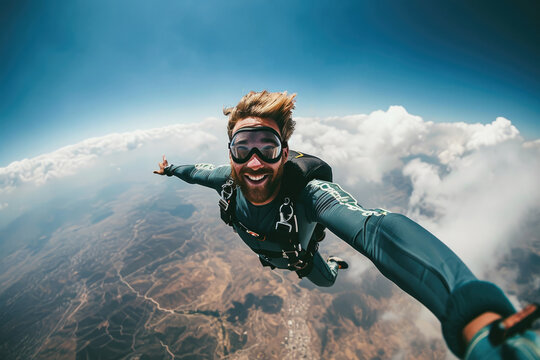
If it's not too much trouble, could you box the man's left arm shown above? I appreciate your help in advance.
[301,179,518,358]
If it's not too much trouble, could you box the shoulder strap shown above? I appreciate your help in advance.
[282,150,333,199]
[282,150,332,244]
[219,178,236,226]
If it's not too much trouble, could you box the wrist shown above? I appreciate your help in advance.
[463,312,501,344]
[163,164,174,176]
[441,280,515,358]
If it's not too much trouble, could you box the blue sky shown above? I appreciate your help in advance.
[1,0,539,166]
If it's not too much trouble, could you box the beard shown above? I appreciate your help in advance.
[231,163,285,205]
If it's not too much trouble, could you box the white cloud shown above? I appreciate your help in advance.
[293,109,522,186]
[523,138,540,151]
[424,116,520,164]
[293,109,538,275]
[293,106,430,184]
[403,141,539,273]
[0,119,222,193]
[0,202,7,210]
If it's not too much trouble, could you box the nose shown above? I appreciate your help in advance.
[246,154,264,170]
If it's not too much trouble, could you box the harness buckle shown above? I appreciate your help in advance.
[275,197,295,233]
[221,179,235,200]
[275,221,293,233]
[218,198,229,212]
[220,179,236,225]
[289,259,308,270]
[282,250,298,258]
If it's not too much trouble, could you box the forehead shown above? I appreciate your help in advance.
[232,117,281,136]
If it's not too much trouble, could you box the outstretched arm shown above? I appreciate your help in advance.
[301,179,516,358]
[153,155,231,193]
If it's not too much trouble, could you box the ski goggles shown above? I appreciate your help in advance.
[229,126,285,164]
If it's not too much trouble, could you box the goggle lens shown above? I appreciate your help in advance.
[229,127,283,163]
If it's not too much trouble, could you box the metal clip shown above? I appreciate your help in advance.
[275,197,294,232]
[282,250,298,259]
[275,221,292,233]
[289,259,308,270]
[221,179,234,200]
[219,198,229,211]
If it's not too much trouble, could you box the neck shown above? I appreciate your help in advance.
[248,182,282,206]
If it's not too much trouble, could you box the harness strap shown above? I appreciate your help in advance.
[219,178,323,278]
[237,221,266,240]
[258,255,276,270]
[253,248,304,259]
[219,179,236,226]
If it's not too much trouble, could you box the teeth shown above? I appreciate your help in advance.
[247,174,265,181]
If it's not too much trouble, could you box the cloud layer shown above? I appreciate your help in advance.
[0,121,220,193]
[293,108,539,273]
[2,106,539,275]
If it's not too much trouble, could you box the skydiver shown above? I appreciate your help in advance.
[154,91,539,359]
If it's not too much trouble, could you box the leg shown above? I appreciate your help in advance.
[305,251,339,287]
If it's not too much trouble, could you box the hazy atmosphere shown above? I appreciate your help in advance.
[1,1,539,359]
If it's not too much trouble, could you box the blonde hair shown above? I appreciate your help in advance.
[224,90,297,142]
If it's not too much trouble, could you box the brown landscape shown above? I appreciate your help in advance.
[0,182,537,359]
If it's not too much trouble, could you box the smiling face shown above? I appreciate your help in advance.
[229,117,289,205]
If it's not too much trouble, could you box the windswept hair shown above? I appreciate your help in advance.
[224,90,297,142]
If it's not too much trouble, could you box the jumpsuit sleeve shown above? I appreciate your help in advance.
[301,179,515,358]
[164,163,231,193]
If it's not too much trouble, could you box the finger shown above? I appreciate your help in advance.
[163,155,167,162]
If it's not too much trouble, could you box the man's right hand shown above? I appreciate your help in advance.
[465,328,539,359]
[153,155,169,175]
[465,305,540,359]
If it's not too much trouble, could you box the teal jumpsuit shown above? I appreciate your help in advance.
[164,161,524,358]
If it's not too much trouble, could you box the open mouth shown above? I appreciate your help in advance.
[244,174,269,185]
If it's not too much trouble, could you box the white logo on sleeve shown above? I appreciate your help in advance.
[311,180,389,216]
[195,163,216,170]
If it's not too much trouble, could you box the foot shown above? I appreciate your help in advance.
[328,256,349,269]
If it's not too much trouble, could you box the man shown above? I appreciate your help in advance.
[154,91,539,359]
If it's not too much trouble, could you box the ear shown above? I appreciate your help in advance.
[282,145,289,161]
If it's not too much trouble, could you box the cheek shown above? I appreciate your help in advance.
[272,162,285,175]
[229,159,239,173]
